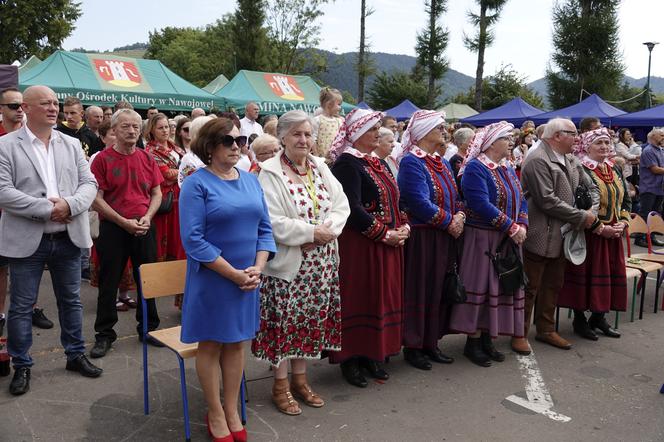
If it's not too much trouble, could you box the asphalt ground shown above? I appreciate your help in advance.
[1,248,664,441]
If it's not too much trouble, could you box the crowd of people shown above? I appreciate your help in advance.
[0,84,657,441]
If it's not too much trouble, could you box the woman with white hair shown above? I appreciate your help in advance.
[449,127,475,184]
[449,121,528,367]
[397,110,464,370]
[329,108,410,388]
[252,110,350,416]
[374,127,399,178]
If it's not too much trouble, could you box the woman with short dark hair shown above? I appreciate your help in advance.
[180,117,276,440]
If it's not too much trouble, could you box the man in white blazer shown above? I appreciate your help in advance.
[0,86,102,396]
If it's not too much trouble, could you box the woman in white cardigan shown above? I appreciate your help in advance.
[252,110,350,416]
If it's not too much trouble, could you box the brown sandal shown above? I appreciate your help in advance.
[272,378,302,416]
[290,373,324,408]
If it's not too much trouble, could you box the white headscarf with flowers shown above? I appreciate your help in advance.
[458,120,514,175]
[573,127,613,169]
[398,109,446,162]
[328,108,384,162]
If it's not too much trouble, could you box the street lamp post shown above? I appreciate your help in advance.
[643,42,659,109]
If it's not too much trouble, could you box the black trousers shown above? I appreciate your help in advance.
[94,220,159,342]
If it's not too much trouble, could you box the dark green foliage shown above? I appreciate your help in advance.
[452,65,544,109]
[367,71,429,110]
[414,0,449,108]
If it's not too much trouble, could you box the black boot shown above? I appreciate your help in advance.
[588,313,621,338]
[340,358,368,388]
[403,348,432,370]
[463,337,491,367]
[480,332,505,362]
[572,310,598,341]
[359,357,389,380]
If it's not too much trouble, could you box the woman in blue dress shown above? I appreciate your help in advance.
[179,117,276,442]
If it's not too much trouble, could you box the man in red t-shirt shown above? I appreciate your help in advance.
[89,108,164,358]
[0,88,55,334]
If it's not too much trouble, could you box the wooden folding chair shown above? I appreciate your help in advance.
[627,213,664,314]
[624,214,663,320]
[138,260,247,442]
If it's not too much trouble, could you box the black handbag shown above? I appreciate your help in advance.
[442,242,467,304]
[485,235,526,295]
[574,183,592,211]
[157,189,173,214]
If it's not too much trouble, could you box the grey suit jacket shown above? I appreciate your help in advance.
[0,127,98,258]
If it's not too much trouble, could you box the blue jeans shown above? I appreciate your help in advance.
[7,235,85,368]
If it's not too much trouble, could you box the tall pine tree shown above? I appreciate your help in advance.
[414,0,448,109]
[356,0,375,102]
[463,0,508,111]
[232,0,269,71]
[546,0,624,108]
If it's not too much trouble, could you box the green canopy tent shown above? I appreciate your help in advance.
[437,103,478,122]
[216,70,355,116]
[19,50,224,111]
[203,73,229,95]
[17,55,42,74]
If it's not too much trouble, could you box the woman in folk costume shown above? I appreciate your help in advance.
[449,121,528,367]
[396,110,463,370]
[329,108,410,388]
[558,127,629,340]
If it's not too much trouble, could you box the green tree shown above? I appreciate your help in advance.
[0,0,82,63]
[414,0,448,108]
[367,71,429,110]
[265,0,330,73]
[546,0,623,108]
[232,0,269,71]
[356,0,376,102]
[463,0,508,111]
[452,65,543,109]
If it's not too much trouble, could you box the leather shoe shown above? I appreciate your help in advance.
[589,315,621,338]
[90,339,112,358]
[340,359,368,388]
[9,367,30,395]
[535,332,572,349]
[423,347,454,364]
[66,354,103,378]
[139,334,166,347]
[480,332,505,362]
[32,308,54,329]
[463,337,491,367]
[359,358,389,380]
[403,348,432,370]
[511,337,531,355]
[573,318,599,341]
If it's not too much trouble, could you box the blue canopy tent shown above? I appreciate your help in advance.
[612,103,664,127]
[383,99,420,121]
[356,101,372,110]
[460,97,544,127]
[532,94,626,126]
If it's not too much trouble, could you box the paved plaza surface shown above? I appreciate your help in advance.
[1,262,664,442]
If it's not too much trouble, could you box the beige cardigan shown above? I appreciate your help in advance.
[258,150,350,281]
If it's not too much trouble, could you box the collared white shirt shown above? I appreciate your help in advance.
[24,125,65,233]
[552,149,566,166]
[524,139,541,158]
[443,143,458,160]
[240,117,264,138]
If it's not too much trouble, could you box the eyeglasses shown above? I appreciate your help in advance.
[181,127,190,133]
[221,135,247,148]
[0,103,21,110]
[559,130,578,136]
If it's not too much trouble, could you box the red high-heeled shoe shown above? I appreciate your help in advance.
[205,414,234,442]
[231,428,247,442]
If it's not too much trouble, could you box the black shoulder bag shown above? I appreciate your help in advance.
[485,235,526,295]
[442,241,467,304]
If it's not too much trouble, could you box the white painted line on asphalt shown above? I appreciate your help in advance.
[505,351,572,422]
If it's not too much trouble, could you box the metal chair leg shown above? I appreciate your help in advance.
[614,311,619,329]
[631,276,639,322]
[177,356,191,442]
[240,372,247,425]
[640,275,647,320]
[555,307,560,332]
[655,270,661,314]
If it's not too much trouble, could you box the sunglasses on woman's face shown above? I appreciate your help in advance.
[221,135,248,148]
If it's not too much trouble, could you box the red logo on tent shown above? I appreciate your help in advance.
[93,59,142,88]
[264,74,304,101]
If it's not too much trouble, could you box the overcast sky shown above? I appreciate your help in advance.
[62,0,662,82]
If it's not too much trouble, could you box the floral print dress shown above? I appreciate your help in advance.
[252,163,342,366]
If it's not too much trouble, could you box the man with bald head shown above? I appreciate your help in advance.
[239,102,263,138]
[0,86,102,395]
[190,107,206,120]
[85,106,104,136]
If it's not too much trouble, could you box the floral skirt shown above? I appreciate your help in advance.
[251,242,341,366]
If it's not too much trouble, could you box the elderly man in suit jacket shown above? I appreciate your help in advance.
[0,85,102,396]
[516,118,597,355]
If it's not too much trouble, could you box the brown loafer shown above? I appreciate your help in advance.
[511,337,532,355]
[535,332,572,350]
